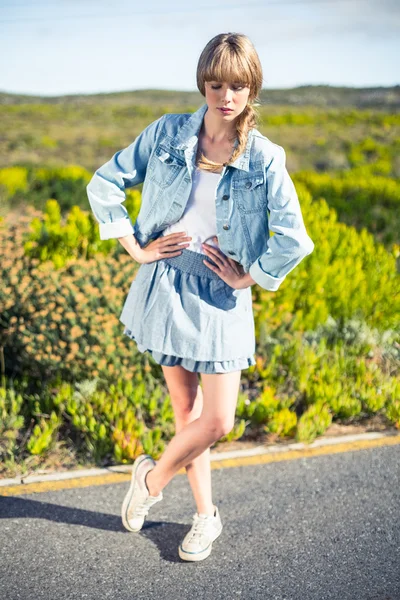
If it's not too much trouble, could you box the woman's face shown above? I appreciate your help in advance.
[204,80,251,122]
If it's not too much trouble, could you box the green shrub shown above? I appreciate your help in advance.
[22,192,142,266]
[0,386,25,463]
[252,185,399,335]
[0,165,93,214]
[293,170,400,245]
[26,411,62,455]
[296,402,332,443]
[0,166,29,196]
[1,207,152,382]
[265,408,297,437]
[385,400,400,429]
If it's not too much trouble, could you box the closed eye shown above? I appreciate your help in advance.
[211,85,244,91]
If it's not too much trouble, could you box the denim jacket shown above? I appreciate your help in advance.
[86,102,314,291]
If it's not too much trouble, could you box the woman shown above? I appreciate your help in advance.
[86,32,314,562]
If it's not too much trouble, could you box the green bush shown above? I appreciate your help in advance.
[0,386,25,464]
[0,375,176,470]
[296,401,332,443]
[0,206,157,383]
[293,170,400,246]
[252,185,399,336]
[0,165,92,214]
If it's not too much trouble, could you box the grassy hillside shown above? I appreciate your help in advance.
[1,84,399,107]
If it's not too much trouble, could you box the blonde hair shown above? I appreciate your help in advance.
[196,33,263,172]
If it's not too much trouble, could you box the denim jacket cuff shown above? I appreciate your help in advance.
[99,217,135,240]
[249,259,286,291]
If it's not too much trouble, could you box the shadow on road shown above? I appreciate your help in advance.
[0,495,192,563]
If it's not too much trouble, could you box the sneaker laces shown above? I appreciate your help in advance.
[129,494,161,519]
[188,513,215,541]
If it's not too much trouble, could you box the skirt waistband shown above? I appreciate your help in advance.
[160,248,221,279]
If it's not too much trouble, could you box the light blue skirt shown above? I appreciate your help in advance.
[119,248,256,374]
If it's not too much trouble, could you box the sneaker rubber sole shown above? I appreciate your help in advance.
[178,523,223,562]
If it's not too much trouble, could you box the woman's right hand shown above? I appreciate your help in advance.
[134,231,192,264]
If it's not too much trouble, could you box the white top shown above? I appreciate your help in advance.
[161,167,221,254]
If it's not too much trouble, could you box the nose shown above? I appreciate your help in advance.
[221,87,234,103]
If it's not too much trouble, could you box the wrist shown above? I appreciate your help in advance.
[132,248,144,263]
[238,272,256,289]
[118,233,144,262]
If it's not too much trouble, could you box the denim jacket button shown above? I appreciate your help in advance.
[245,181,252,188]
[165,157,173,164]
[228,251,235,255]
[222,194,229,200]
[223,224,230,230]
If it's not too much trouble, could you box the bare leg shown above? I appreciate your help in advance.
[154,365,214,515]
[145,368,242,500]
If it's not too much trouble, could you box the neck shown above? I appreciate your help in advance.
[202,108,237,143]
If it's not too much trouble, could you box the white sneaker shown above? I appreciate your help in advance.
[179,505,223,562]
[121,454,163,532]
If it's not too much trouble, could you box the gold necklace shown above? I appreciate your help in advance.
[196,138,236,166]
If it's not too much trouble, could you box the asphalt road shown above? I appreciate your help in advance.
[1,444,399,600]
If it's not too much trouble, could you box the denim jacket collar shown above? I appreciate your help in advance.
[168,102,253,172]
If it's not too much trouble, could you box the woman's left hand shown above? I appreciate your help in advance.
[202,237,249,290]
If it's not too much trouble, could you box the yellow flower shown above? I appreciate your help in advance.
[71,326,83,338]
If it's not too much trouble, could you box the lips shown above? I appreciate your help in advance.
[219,107,233,113]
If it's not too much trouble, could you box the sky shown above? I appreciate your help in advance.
[0,0,398,97]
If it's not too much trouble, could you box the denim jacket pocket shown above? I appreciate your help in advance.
[148,145,187,187]
[232,170,266,214]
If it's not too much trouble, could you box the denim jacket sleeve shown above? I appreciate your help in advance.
[86,114,166,240]
[248,146,314,291]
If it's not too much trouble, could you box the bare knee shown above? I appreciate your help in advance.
[199,416,235,441]
[199,370,241,440]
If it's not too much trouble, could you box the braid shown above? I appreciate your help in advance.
[229,103,258,165]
